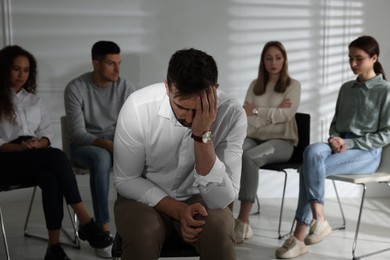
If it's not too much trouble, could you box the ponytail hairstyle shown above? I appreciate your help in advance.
[253,41,291,95]
[349,35,386,80]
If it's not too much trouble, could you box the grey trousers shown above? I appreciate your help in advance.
[238,137,294,203]
[114,195,237,260]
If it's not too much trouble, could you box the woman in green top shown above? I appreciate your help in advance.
[276,35,390,259]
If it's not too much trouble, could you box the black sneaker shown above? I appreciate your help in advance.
[78,218,113,249]
[44,244,71,260]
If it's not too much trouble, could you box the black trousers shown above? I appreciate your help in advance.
[0,147,82,229]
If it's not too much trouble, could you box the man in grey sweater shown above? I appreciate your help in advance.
[64,40,135,258]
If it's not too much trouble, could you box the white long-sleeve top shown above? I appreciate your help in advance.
[113,83,247,209]
[0,88,53,146]
[245,78,301,145]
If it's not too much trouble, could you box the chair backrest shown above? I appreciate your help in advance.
[376,143,390,173]
[289,113,311,164]
[60,116,89,174]
[60,116,71,160]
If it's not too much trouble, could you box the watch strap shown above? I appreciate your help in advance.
[191,133,203,143]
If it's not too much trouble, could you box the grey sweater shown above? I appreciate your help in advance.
[64,72,135,144]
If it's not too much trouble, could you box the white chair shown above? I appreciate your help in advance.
[0,206,10,260]
[0,121,83,259]
[20,116,83,248]
[0,183,39,260]
[23,187,80,248]
[61,116,89,175]
[61,115,113,237]
[60,115,92,243]
[328,144,390,260]
[1,188,79,260]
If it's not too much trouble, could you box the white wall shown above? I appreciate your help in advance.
[1,0,390,198]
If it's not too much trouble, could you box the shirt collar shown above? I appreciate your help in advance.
[353,74,383,89]
[158,94,185,127]
[12,88,28,99]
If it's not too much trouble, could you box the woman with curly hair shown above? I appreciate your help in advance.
[0,45,113,260]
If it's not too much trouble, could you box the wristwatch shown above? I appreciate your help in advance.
[191,131,212,144]
[252,107,258,116]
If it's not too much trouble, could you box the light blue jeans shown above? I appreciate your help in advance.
[296,142,382,225]
[70,136,113,226]
[239,137,294,203]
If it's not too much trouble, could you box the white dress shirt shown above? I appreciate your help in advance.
[0,89,53,147]
[113,83,247,209]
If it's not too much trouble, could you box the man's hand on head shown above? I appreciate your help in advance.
[191,86,218,136]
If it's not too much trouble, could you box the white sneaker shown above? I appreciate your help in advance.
[275,236,308,259]
[234,219,253,244]
[95,244,112,259]
[304,219,332,245]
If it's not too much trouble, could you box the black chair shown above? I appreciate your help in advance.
[111,232,199,259]
[254,112,311,239]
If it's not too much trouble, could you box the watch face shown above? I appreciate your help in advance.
[202,131,212,143]
[252,108,258,115]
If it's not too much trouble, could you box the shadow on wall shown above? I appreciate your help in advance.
[226,0,364,143]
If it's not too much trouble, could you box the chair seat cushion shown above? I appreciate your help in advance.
[327,172,390,184]
[0,183,37,192]
[261,163,301,171]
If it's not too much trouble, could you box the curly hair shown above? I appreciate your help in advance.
[0,45,37,122]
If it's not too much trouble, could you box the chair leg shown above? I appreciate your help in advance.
[332,180,346,231]
[62,205,80,248]
[0,206,11,260]
[23,186,37,236]
[351,183,390,260]
[351,183,366,260]
[278,170,290,239]
[289,219,296,236]
[252,195,260,215]
[255,169,291,239]
[23,186,80,248]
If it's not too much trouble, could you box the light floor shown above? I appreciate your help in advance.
[1,188,390,260]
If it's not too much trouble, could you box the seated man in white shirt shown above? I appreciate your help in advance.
[113,48,247,260]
